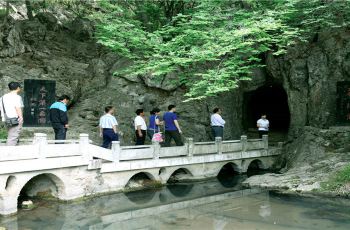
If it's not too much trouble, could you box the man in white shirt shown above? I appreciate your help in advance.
[257,114,269,138]
[0,82,24,146]
[99,106,119,149]
[211,107,226,140]
[134,109,147,145]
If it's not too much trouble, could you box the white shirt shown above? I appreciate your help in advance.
[211,113,226,127]
[99,114,118,129]
[134,115,147,130]
[0,92,24,122]
[257,119,269,131]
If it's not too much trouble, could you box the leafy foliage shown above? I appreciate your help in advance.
[0,125,7,139]
[321,164,350,191]
[22,0,350,100]
[90,0,350,100]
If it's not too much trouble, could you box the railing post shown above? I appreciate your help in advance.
[79,133,90,159]
[262,135,268,150]
[187,138,194,157]
[241,135,247,152]
[152,141,160,159]
[215,137,222,154]
[111,141,121,162]
[33,133,47,159]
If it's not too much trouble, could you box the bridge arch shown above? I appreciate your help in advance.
[166,168,193,183]
[125,172,157,189]
[17,173,66,204]
[216,162,240,177]
[246,159,266,176]
[242,159,267,171]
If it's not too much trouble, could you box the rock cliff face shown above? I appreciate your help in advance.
[242,29,350,194]
[0,12,349,146]
[244,126,350,195]
[0,13,243,144]
[265,29,350,138]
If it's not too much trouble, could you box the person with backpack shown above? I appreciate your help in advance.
[0,82,24,146]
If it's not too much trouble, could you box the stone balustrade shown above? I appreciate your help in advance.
[109,135,270,163]
[0,133,282,216]
[0,134,270,163]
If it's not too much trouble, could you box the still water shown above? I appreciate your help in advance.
[1,175,350,230]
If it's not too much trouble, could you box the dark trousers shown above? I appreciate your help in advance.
[164,130,183,147]
[258,130,269,138]
[53,125,67,140]
[102,129,119,149]
[212,126,224,140]
[135,130,146,145]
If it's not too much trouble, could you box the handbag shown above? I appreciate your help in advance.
[152,115,163,143]
[1,97,19,127]
[152,132,163,142]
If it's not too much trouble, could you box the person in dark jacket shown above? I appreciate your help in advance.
[49,95,70,140]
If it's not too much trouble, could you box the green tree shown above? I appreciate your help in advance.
[27,0,350,100]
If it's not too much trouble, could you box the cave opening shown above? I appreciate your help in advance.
[243,84,290,143]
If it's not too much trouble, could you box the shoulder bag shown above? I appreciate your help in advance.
[1,97,19,127]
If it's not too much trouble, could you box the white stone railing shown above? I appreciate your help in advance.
[0,133,90,162]
[110,135,269,163]
[0,133,271,164]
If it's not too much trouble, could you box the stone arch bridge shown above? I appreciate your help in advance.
[0,133,282,216]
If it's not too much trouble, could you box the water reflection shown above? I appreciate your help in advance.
[217,173,244,188]
[124,189,157,205]
[167,183,194,197]
[1,177,350,230]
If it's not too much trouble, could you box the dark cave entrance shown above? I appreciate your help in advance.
[243,84,290,143]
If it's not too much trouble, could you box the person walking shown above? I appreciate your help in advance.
[134,109,147,145]
[211,107,225,140]
[99,106,119,149]
[49,95,70,141]
[0,82,24,146]
[163,105,183,147]
[257,114,269,138]
[147,108,162,140]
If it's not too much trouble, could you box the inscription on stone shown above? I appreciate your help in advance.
[23,80,56,127]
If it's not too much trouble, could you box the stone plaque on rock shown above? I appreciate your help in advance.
[23,79,56,127]
[337,81,350,125]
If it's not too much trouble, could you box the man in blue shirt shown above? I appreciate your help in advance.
[49,95,70,140]
[163,105,183,147]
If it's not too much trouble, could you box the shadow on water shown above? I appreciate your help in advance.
[167,183,194,197]
[124,189,157,205]
[217,162,246,188]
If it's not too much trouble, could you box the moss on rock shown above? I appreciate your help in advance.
[321,164,350,195]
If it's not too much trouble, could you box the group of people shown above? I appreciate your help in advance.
[0,81,270,147]
[99,105,184,149]
[0,82,71,146]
